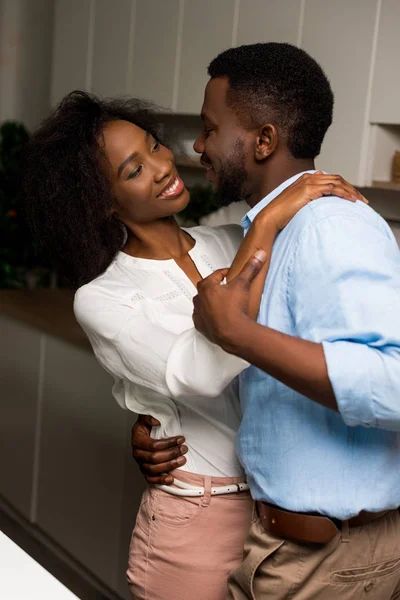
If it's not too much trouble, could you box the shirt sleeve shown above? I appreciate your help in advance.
[289,212,400,431]
[74,288,248,400]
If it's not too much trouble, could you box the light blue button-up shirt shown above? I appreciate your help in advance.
[238,171,400,519]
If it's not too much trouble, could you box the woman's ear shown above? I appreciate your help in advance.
[254,124,279,162]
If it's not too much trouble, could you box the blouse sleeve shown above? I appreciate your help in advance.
[74,286,248,400]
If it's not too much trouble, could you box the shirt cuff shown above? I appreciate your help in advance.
[166,329,249,398]
[322,340,376,428]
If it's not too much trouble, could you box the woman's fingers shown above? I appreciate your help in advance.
[297,173,367,203]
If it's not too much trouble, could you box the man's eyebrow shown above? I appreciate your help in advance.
[117,131,150,178]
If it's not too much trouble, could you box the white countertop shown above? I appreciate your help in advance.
[0,532,80,600]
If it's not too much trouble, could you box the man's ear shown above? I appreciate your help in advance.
[254,124,279,162]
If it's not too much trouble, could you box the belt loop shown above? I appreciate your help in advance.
[201,476,212,508]
[341,519,350,543]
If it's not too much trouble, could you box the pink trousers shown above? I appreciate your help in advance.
[127,470,254,600]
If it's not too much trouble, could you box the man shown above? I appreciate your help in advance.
[132,43,400,598]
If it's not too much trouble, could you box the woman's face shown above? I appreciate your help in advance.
[99,120,190,225]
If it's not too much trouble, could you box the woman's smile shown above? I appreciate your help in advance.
[158,175,185,199]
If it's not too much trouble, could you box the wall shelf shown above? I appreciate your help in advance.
[372,181,400,192]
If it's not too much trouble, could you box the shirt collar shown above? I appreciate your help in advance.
[241,170,318,231]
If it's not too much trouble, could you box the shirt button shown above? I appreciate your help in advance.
[364,581,374,592]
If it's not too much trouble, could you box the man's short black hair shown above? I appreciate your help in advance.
[208,43,334,159]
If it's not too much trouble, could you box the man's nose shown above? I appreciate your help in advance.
[193,133,204,154]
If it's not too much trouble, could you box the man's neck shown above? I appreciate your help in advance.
[248,157,315,208]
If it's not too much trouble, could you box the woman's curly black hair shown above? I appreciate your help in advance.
[24,90,165,286]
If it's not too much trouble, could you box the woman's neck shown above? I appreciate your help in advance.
[123,216,194,260]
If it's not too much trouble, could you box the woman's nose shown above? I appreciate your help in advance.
[153,159,172,183]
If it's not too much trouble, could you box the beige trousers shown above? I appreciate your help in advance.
[228,509,400,599]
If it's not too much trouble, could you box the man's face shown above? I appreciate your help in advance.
[193,77,252,207]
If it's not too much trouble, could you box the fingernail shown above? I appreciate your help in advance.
[254,249,267,262]
[181,445,188,454]
[176,456,186,465]
[164,477,174,485]
[150,418,159,426]
[177,437,185,444]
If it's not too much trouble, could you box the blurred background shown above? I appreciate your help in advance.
[1,1,400,598]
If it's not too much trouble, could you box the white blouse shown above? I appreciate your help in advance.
[74,225,249,477]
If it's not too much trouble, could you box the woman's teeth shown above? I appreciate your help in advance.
[159,176,183,198]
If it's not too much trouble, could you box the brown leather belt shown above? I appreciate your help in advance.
[256,501,391,544]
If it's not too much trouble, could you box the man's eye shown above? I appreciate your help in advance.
[152,140,160,152]
[127,165,143,180]
[204,128,213,138]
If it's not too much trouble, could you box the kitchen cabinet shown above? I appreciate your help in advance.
[236,0,303,46]
[301,0,379,184]
[0,317,41,519]
[35,336,127,586]
[129,0,181,109]
[0,304,144,599]
[370,0,400,125]
[91,0,134,98]
[51,0,93,106]
[176,0,236,113]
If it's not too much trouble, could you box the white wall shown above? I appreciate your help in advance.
[0,0,54,131]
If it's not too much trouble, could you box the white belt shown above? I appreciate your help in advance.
[155,477,249,497]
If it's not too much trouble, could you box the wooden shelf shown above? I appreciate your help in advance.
[372,181,400,192]
[175,156,204,169]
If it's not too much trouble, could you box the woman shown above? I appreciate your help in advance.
[25,91,364,600]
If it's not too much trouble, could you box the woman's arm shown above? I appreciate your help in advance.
[225,172,365,319]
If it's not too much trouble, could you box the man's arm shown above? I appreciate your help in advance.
[193,270,337,411]
[193,212,400,429]
[221,321,337,410]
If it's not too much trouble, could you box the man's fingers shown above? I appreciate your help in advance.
[140,454,188,477]
[145,474,175,485]
[132,434,185,453]
[234,250,268,289]
[133,445,188,465]
[197,268,229,290]
[136,414,161,428]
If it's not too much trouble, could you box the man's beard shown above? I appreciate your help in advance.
[213,139,251,208]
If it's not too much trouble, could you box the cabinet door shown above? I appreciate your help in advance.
[0,317,41,519]
[36,336,127,589]
[370,0,400,124]
[176,0,236,114]
[129,0,181,109]
[51,0,93,105]
[237,0,303,46]
[301,0,379,184]
[91,0,134,97]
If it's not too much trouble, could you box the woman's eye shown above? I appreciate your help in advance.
[152,140,160,152]
[127,165,143,180]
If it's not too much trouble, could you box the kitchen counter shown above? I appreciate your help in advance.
[0,289,90,351]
